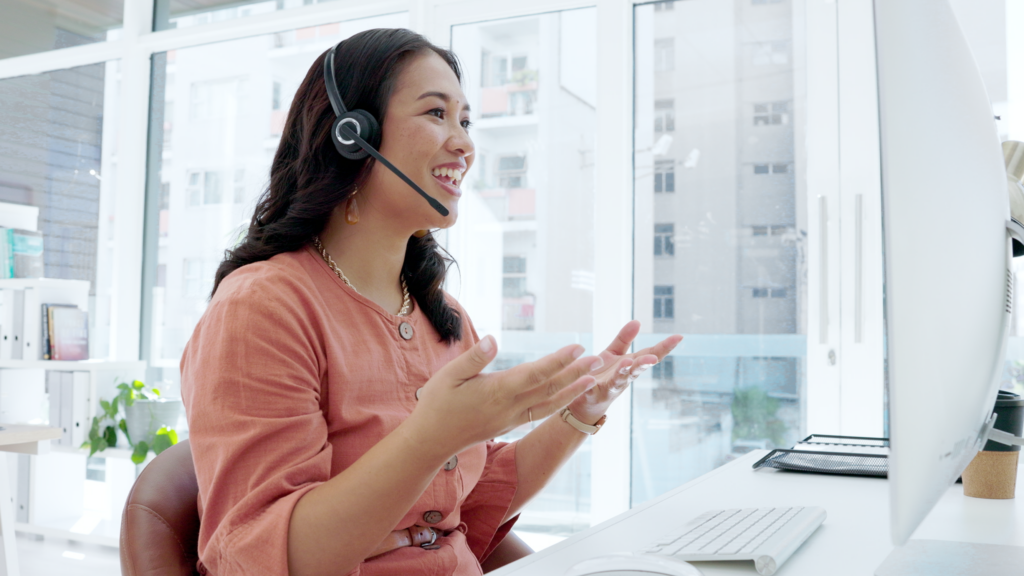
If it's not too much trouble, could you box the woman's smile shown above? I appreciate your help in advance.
[430,162,465,197]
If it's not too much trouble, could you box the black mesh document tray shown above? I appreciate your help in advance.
[752,434,890,478]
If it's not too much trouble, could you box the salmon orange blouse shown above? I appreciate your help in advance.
[180,246,519,575]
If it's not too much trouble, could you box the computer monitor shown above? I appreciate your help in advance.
[875,0,1012,549]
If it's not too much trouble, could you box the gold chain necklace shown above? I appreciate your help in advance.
[313,236,411,317]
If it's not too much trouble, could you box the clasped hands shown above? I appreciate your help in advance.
[412,320,683,453]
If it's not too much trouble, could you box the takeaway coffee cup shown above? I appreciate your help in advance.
[962,390,1024,499]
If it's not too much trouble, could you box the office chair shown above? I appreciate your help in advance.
[119,439,201,576]
[118,438,532,575]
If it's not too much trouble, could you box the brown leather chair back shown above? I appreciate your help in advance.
[120,439,201,576]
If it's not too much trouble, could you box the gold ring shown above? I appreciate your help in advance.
[528,408,533,423]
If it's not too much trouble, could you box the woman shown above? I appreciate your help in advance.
[181,28,681,576]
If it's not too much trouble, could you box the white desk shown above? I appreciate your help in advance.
[0,425,61,576]
[494,450,1024,575]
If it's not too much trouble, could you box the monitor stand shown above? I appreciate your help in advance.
[875,539,1024,575]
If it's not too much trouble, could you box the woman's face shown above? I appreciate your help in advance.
[362,50,474,231]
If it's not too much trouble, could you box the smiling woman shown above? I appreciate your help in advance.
[178,27,679,576]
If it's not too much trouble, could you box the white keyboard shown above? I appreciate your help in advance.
[639,506,827,576]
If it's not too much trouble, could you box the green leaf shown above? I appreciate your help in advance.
[132,380,145,390]
[103,425,117,448]
[100,400,110,414]
[131,441,149,465]
[153,434,172,455]
[156,427,178,446]
[151,388,161,397]
[117,383,130,392]
[96,438,108,452]
[118,418,130,444]
[111,397,119,416]
[88,426,99,444]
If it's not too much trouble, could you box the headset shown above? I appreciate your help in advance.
[323,43,450,217]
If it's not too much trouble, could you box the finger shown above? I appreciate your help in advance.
[626,354,659,384]
[602,320,641,357]
[435,335,498,384]
[528,376,597,421]
[511,344,588,391]
[517,354,603,407]
[635,334,683,362]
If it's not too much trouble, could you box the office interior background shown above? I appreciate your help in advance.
[0,0,1020,572]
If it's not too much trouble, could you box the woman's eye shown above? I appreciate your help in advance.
[461,119,473,130]
[429,108,445,119]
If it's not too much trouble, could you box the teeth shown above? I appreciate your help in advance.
[431,167,465,186]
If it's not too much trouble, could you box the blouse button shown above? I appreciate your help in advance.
[415,388,423,400]
[423,510,443,524]
[399,322,414,340]
[444,455,458,471]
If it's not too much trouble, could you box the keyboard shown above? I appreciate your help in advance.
[638,506,827,576]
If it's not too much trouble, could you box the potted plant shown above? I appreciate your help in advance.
[82,380,181,465]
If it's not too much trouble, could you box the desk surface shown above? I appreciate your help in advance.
[495,450,1024,575]
[0,425,60,446]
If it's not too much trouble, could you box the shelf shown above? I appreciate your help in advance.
[0,278,90,291]
[0,359,146,371]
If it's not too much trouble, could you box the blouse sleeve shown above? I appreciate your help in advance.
[460,440,520,563]
[181,271,331,576]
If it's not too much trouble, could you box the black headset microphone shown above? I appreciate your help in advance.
[323,44,450,217]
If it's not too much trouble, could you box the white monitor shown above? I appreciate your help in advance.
[875,0,1012,548]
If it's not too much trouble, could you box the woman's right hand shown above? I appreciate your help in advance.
[408,335,602,455]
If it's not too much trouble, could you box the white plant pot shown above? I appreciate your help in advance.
[125,398,182,446]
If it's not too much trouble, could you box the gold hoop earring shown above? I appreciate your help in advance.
[413,229,429,238]
[345,195,359,225]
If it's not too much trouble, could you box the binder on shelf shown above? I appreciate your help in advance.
[42,304,75,360]
[1,288,24,360]
[49,306,88,361]
[12,230,43,279]
[46,371,89,448]
[0,229,12,279]
[21,287,40,361]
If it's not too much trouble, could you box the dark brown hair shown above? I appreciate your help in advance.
[211,28,463,343]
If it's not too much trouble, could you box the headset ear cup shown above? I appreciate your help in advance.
[331,109,381,160]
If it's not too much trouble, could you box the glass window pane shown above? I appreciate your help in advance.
[449,7,597,549]
[140,13,409,388]
[154,0,342,31]
[633,0,807,505]
[0,61,119,360]
[0,1,123,59]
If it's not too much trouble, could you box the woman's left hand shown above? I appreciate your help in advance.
[566,321,683,425]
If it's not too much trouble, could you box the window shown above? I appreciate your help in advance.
[752,225,790,236]
[497,155,527,188]
[634,0,807,506]
[654,286,675,319]
[654,1,675,12]
[0,1,123,59]
[655,38,675,72]
[451,8,595,541]
[752,41,789,65]
[654,223,675,256]
[234,169,246,204]
[752,287,788,298]
[183,259,203,298]
[185,170,223,205]
[752,0,783,4]
[652,355,675,380]
[752,163,790,175]
[655,99,675,133]
[754,101,789,126]
[189,77,246,120]
[272,81,282,110]
[503,256,528,297]
[655,160,675,192]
